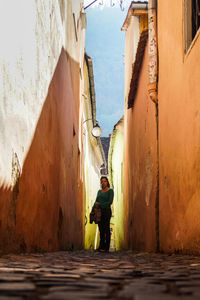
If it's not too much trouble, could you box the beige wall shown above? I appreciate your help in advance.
[158,0,200,254]
[124,16,140,104]
[124,43,157,251]
[0,0,85,253]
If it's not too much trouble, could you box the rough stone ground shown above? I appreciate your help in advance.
[0,250,200,299]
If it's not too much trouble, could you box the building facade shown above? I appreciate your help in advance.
[158,0,200,254]
[122,0,200,254]
[122,1,157,252]
[0,0,86,253]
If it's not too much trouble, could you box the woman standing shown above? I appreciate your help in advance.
[93,176,114,252]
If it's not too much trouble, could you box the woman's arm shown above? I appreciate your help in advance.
[92,190,100,211]
[107,189,114,206]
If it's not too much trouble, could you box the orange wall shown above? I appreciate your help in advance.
[0,48,83,253]
[124,42,157,251]
[158,0,200,253]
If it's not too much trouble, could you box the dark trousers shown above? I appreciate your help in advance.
[98,208,111,251]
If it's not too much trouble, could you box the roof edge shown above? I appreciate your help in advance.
[85,53,96,126]
[121,1,148,31]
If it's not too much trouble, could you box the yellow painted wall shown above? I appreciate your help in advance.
[140,14,148,33]
[108,117,124,250]
[83,156,101,250]
[82,58,104,250]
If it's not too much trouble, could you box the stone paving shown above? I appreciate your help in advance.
[0,250,200,299]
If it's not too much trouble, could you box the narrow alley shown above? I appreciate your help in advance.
[1,0,200,299]
[1,251,200,299]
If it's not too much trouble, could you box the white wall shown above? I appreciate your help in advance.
[0,0,85,187]
[124,16,140,104]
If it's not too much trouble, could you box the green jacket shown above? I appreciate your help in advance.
[94,188,114,209]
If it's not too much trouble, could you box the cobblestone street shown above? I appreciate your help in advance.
[0,251,200,299]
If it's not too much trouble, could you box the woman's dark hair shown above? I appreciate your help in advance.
[100,176,110,188]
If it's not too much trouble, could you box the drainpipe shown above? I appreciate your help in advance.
[132,3,148,10]
[148,0,159,252]
[121,2,148,31]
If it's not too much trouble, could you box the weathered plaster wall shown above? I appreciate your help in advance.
[108,117,124,250]
[0,0,85,253]
[124,43,157,251]
[158,0,200,254]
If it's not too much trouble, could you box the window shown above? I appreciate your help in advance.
[184,0,200,52]
[192,0,200,38]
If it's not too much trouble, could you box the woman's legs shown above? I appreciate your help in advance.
[98,208,111,251]
[98,221,106,250]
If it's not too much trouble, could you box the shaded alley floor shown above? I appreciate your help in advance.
[0,251,200,299]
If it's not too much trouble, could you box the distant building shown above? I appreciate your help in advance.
[100,137,111,174]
